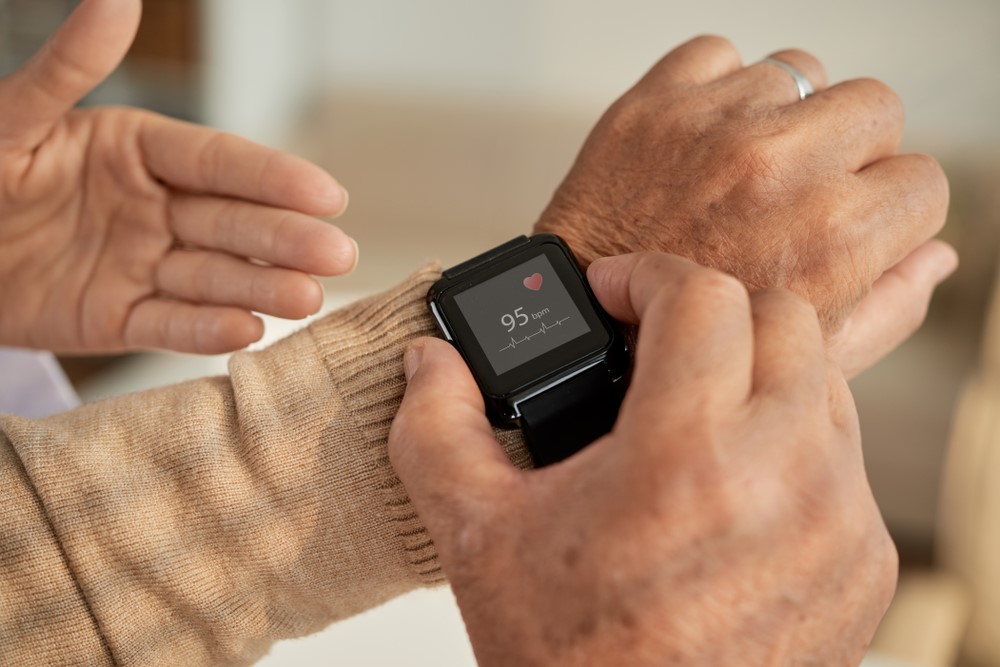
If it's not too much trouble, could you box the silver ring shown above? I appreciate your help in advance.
[761,57,814,100]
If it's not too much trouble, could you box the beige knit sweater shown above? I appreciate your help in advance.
[0,265,530,666]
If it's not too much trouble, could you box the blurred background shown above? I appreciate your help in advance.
[2,0,999,665]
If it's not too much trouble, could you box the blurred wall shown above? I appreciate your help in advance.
[200,0,321,144]
[200,0,1000,152]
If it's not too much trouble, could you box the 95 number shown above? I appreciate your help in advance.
[501,307,528,332]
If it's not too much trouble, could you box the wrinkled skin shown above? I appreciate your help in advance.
[536,36,954,376]
[0,15,951,367]
[0,0,356,354]
[390,252,898,666]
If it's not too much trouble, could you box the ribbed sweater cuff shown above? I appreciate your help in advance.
[0,263,533,666]
[308,263,532,586]
[309,263,446,585]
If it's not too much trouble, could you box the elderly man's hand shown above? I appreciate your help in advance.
[0,0,356,355]
[389,252,896,667]
[537,36,956,377]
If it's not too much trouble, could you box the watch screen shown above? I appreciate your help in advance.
[453,255,592,375]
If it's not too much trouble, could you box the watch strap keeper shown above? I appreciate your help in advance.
[518,361,624,466]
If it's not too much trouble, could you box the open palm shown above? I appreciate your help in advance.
[0,0,356,355]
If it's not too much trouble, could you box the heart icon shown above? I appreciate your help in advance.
[523,273,543,291]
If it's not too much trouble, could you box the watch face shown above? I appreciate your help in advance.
[436,241,613,397]
[454,254,592,376]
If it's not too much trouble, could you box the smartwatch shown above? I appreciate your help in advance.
[428,234,631,466]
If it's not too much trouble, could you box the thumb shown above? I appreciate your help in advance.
[832,239,958,379]
[388,338,515,522]
[0,0,142,147]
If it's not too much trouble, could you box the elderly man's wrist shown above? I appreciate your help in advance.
[533,210,624,268]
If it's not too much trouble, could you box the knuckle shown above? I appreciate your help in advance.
[873,521,899,570]
[909,152,950,203]
[889,153,950,233]
[751,287,821,328]
[853,77,904,119]
[601,92,652,138]
[875,531,901,603]
[690,34,740,58]
[776,47,818,63]
[847,508,900,610]
[855,512,900,612]
[769,288,822,331]
[679,267,749,308]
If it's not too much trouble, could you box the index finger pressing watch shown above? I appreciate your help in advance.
[428,234,631,466]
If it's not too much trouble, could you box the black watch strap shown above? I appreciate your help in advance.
[519,362,625,467]
[443,236,531,280]
[442,234,625,467]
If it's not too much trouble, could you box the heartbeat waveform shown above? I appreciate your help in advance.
[499,317,572,353]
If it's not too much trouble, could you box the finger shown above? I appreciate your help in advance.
[786,77,905,171]
[167,195,358,276]
[728,48,829,107]
[155,249,325,320]
[857,153,950,271]
[832,240,958,379]
[588,253,754,408]
[0,0,141,147]
[634,35,743,90]
[139,114,348,217]
[388,338,516,523]
[749,289,827,402]
[124,299,264,354]
[587,252,703,324]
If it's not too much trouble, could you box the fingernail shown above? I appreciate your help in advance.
[332,186,350,219]
[316,281,327,312]
[586,256,617,286]
[346,237,360,275]
[403,344,424,382]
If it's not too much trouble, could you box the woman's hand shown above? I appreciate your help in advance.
[0,0,357,355]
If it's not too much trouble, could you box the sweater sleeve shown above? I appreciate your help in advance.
[0,264,530,667]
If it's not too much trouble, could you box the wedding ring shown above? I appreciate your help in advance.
[761,57,814,100]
